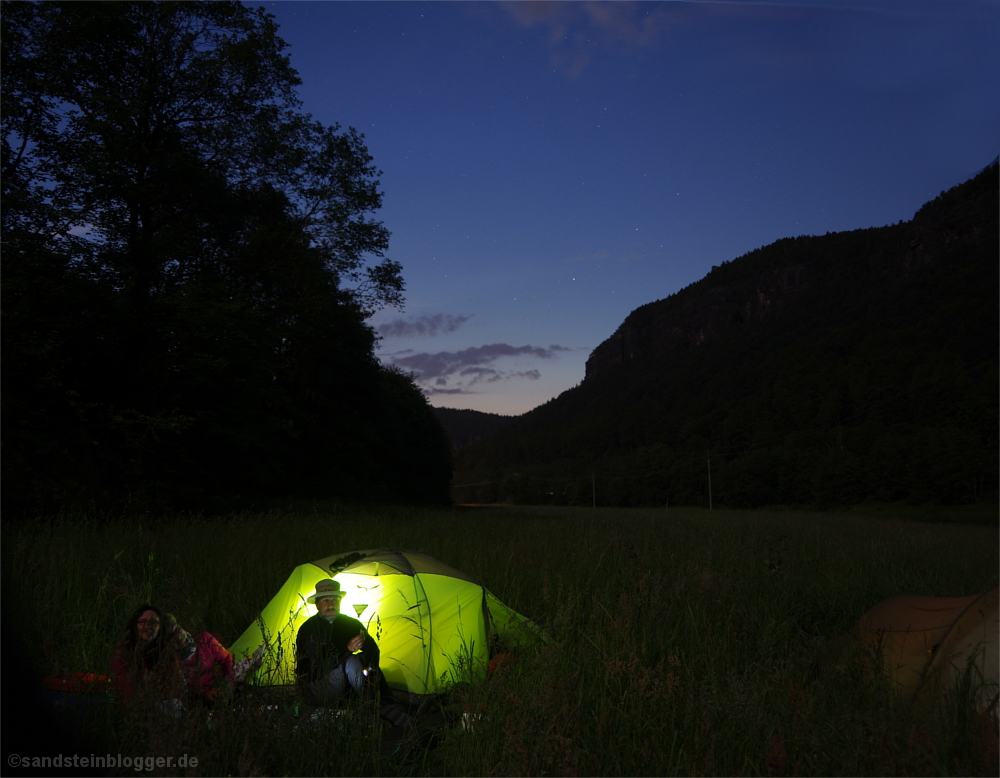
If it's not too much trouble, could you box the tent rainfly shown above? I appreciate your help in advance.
[230,548,547,698]
[825,587,998,712]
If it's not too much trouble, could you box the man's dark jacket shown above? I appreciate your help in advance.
[295,612,397,698]
[295,611,413,726]
[296,612,371,685]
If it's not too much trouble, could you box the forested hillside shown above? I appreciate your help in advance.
[453,161,999,509]
[1,2,452,514]
[432,407,516,451]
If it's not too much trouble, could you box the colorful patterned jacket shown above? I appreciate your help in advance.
[178,631,234,705]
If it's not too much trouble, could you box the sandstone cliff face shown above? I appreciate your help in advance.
[585,264,812,378]
[584,162,997,382]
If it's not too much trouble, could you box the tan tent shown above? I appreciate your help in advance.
[826,587,998,712]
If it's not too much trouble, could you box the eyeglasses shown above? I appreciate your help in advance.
[137,619,160,627]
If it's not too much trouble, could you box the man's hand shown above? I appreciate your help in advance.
[349,632,365,653]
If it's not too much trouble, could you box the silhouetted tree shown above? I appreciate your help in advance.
[2,1,449,512]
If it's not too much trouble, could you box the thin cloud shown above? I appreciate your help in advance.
[377,313,473,339]
[504,369,542,382]
[498,1,965,78]
[498,1,675,76]
[500,0,671,45]
[385,343,568,395]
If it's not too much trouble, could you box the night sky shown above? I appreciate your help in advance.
[257,0,999,416]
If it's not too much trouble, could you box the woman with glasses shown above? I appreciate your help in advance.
[109,604,183,706]
[110,605,233,711]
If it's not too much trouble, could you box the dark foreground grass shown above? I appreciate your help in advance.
[2,504,997,776]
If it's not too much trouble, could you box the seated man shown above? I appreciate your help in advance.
[296,578,414,727]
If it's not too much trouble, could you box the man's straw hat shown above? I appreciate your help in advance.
[307,578,344,604]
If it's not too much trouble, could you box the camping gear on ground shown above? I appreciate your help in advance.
[825,587,998,712]
[230,548,547,700]
[41,672,111,712]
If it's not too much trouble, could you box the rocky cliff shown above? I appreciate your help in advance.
[585,160,997,381]
[585,263,813,378]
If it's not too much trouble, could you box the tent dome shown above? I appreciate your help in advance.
[230,549,546,697]
[824,587,998,712]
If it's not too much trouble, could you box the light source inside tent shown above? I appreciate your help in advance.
[336,573,379,623]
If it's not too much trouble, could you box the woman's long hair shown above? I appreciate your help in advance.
[118,603,176,670]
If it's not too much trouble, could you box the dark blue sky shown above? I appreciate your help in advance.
[258,0,999,415]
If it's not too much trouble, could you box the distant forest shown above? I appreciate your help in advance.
[451,161,999,509]
[432,408,516,451]
[2,3,452,514]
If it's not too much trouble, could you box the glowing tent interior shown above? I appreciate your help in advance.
[229,548,547,698]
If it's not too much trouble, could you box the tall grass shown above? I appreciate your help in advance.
[3,504,997,776]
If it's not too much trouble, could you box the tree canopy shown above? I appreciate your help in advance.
[2,1,450,512]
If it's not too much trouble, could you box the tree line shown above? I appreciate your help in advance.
[2,1,452,514]
[452,161,999,509]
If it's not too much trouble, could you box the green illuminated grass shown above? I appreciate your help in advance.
[3,504,997,776]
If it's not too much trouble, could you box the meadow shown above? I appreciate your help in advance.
[3,503,998,776]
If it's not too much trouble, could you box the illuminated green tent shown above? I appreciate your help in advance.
[230,548,546,698]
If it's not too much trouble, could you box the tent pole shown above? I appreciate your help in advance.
[707,450,713,511]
